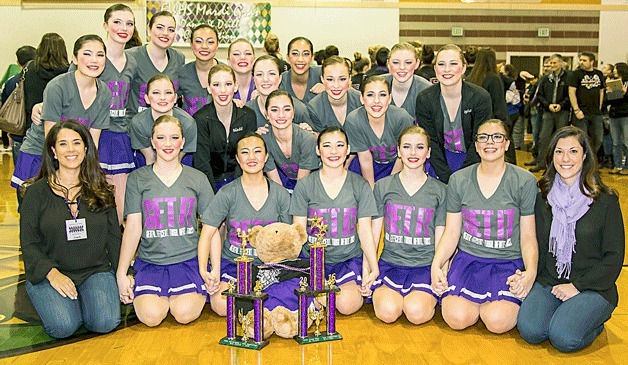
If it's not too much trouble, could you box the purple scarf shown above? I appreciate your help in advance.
[546,173,592,279]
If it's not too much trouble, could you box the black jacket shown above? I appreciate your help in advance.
[193,101,257,191]
[415,82,493,184]
[536,70,571,112]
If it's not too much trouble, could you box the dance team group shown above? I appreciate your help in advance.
[12,4,624,353]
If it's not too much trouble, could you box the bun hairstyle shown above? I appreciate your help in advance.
[353,52,370,74]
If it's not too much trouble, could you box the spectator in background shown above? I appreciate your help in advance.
[365,46,389,78]
[464,46,477,77]
[324,45,339,59]
[351,52,370,91]
[1,45,36,149]
[416,44,436,84]
[263,33,290,73]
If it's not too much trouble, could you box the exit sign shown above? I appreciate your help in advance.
[538,28,551,38]
[451,27,464,37]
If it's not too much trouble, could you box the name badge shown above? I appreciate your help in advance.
[66,218,88,241]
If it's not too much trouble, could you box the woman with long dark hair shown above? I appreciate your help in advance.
[20,120,121,339]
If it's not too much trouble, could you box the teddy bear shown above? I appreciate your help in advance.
[240,222,312,339]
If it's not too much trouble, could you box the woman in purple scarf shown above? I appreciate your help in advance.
[518,126,624,352]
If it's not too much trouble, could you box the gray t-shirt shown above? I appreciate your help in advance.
[21,72,111,155]
[290,170,378,265]
[204,178,292,265]
[446,163,537,259]
[279,66,322,104]
[440,94,466,153]
[374,174,446,267]
[263,124,320,178]
[124,165,214,265]
[383,74,431,117]
[125,45,185,119]
[307,88,362,132]
[70,55,138,133]
[179,61,211,117]
[246,96,313,128]
[344,105,413,164]
[128,106,197,153]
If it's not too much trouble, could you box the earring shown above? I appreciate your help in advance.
[54,154,58,159]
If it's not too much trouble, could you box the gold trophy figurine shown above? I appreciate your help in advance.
[236,228,250,258]
[254,280,263,297]
[326,273,336,289]
[238,309,251,343]
[308,307,325,337]
[227,279,236,293]
[299,277,308,292]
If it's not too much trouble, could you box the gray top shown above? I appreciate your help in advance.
[246,96,313,128]
[262,124,320,178]
[440,94,466,153]
[204,177,292,265]
[124,165,214,265]
[344,105,413,164]
[307,88,362,132]
[21,72,111,155]
[279,66,322,104]
[374,174,446,267]
[125,45,185,119]
[128,106,197,153]
[290,170,378,265]
[178,61,211,117]
[383,74,430,118]
[446,163,537,259]
[70,54,138,132]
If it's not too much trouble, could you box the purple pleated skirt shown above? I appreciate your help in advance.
[11,151,41,189]
[98,130,135,174]
[133,256,208,298]
[348,158,394,182]
[441,250,523,305]
[371,260,437,298]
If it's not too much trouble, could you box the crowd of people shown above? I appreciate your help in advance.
[1,4,625,354]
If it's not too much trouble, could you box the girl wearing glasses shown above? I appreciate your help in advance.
[431,118,538,334]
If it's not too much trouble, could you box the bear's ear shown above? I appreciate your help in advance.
[248,225,263,248]
[293,224,308,246]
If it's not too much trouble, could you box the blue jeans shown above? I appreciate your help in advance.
[537,110,569,167]
[517,282,614,353]
[572,113,604,156]
[609,116,628,169]
[26,271,121,339]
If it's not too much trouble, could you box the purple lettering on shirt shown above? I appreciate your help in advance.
[368,145,397,163]
[497,209,515,239]
[143,199,161,229]
[107,80,130,110]
[343,207,357,236]
[279,163,299,180]
[229,220,276,246]
[444,128,464,152]
[184,96,208,117]
[178,197,196,227]
[60,116,91,129]
[414,207,435,237]
[139,83,148,108]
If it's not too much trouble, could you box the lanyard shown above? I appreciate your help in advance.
[65,197,80,221]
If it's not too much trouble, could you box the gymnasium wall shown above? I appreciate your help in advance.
[399,8,600,64]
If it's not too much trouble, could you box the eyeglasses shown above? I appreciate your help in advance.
[475,133,506,143]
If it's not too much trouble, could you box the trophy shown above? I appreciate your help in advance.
[294,214,342,344]
[219,229,269,350]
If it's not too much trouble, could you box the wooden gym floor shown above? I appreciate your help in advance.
[0,147,626,364]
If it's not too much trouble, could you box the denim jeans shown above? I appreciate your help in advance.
[530,110,541,155]
[517,282,614,353]
[537,110,569,167]
[26,271,121,339]
[609,116,628,169]
[572,113,604,156]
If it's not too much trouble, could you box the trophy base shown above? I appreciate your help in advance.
[293,332,342,345]
[219,336,269,350]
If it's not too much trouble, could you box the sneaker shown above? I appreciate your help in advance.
[619,169,628,176]
[524,159,537,166]
[609,168,621,175]
[529,166,545,173]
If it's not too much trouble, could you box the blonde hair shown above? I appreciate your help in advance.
[390,42,419,60]
[436,44,467,65]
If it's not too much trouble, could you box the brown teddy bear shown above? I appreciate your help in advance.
[241,222,312,339]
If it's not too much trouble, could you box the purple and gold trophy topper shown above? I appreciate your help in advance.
[219,229,269,350]
[294,214,342,344]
